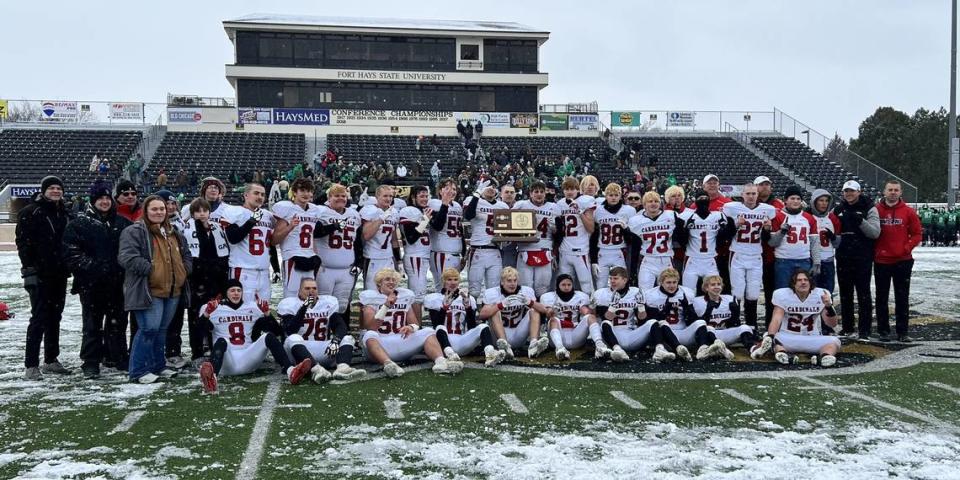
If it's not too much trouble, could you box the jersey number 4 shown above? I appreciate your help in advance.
[248,229,273,255]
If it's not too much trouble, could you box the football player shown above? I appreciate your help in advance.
[721,183,777,326]
[541,274,594,360]
[692,275,754,358]
[359,185,401,291]
[359,268,462,377]
[424,268,506,367]
[678,190,735,289]
[591,183,636,291]
[463,178,508,299]
[591,267,661,362]
[499,183,519,269]
[272,178,325,298]
[513,181,560,298]
[628,191,688,289]
[312,183,363,314]
[222,183,278,303]
[555,177,597,294]
[768,186,821,289]
[197,280,313,394]
[478,267,550,359]
[427,179,465,288]
[398,186,434,315]
[643,268,718,362]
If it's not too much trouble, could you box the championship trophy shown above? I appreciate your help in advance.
[492,209,538,243]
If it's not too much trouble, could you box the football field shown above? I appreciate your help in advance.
[1,249,959,479]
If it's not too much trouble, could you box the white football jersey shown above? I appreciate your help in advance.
[359,204,399,260]
[359,288,415,334]
[316,206,361,269]
[466,196,508,247]
[772,211,818,260]
[221,205,276,270]
[772,287,828,335]
[722,202,777,256]
[628,210,679,258]
[692,294,737,329]
[423,292,478,335]
[482,286,536,329]
[277,295,339,342]
[272,201,325,258]
[427,199,464,253]
[643,286,697,327]
[591,287,644,328]
[399,206,432,257]
[513,200,561,251]
[678,211,725,259]
[813,214,839,261]
[203,301,263,347]
[594,203,636,250]
[557,196,596,254]
[540,291,591,328]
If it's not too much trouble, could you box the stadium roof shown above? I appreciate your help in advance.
[224,14,548,35]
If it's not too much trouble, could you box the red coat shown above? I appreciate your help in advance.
[874,200,921,264]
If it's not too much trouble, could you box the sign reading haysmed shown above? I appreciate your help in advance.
[10,186,40,198]
[510,113,538,128]
[108,103,143,120]
[569,114,599,131]
[273,108,330,125]
[539,113,569,131]
[168,107,203,124]
[611,111,641,127]
[667,111,696,127]
[40,101,78,121]
[331,110,453,126]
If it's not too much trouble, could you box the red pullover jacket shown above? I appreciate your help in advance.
[874,199,921,264]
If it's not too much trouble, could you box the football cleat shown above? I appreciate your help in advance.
[594,341,612,359]
[311,365,332,383]
[676,345,693,362]
[383,362,405,378]
[496,339,515,360]
[287,358,313,385]
[652,344,675,363]
[555,347,571,361]
[708,339,726,358]
[528,337,550,358]
[751,335,774,359]
[199,361,218,394]
[696,345,711,361]
[720,344,736,361]
[774,352,799,365]
[443,347,461,361]
[810,355,819,366]
[432,358,463,375]
[820,355,837,367]
[610,345,630,362]
[484,346,506,367]
[332,363,367,381]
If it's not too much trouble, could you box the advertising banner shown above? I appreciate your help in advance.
[479,112,510,128]
[568,114,599,131]
[40,100,78,121]
[331,109,453,126]
[108,102,143,120]
[610,111,641,127]
[510,113,538,128]
[238,107,273,125]
[168,107,203,124]
[539,113,569,131]
[273,108,331,125]
[11,186,40,198]
[667,111,696,127]
[0,100,7,119]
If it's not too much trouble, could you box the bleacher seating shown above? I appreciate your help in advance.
[751,136,877,198]
[0,129,142,196]
[147,132,305,202]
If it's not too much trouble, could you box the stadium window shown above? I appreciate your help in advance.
[259,34,293,67]
[236,31,258,65]
[460,44,480,61]
[293,36,323,68]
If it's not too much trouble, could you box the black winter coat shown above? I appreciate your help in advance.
[61,205,133,297]
[16,193,72,280]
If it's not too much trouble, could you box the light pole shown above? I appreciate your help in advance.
[949,0,958,207]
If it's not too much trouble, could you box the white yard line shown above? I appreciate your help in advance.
[797,384,868,390]
[719,388,763,406]
[108,410,145,434]
[610,391,646,409]
[384,397,406,419]
[500,394,529,414]
[278,403,311,409]
[799,377,958,432]
[236,380,281,480]
[927,381,960,395]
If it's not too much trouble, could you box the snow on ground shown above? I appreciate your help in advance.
[0,447,166,480]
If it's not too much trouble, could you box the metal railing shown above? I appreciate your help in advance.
[0,99,166,127]
[601,110,776,133]
[166,94,235,108]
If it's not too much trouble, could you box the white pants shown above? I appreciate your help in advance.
[438,324,487,356]
[468,247,502,299]
[550,319,591,350]
[776,332,841,354]
[317,266,354,313]
[558,251,594,294]
[710,325,755,346]
[363,257,395,291]
[232,267,271,304]
[596,249,628,291]
[282,259,319,299]
[220,335,269,377]
[403,255,430,303]
[729,252,763,301]
[638,256,673,290]
[517,250,555,298]
[670,320,708,347]
[283,333,356,367]
[606,321,655,352]
[501,313,532,349]
[361,328,437,363]
[682,257,719,289]
[430,251,462,291]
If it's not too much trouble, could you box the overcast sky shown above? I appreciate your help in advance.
[1,0,954,140]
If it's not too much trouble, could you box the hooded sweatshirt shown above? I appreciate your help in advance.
[875,199,922,264]
[807,189,841,262]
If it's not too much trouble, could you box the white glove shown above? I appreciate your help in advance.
[415,217,430,234]
[253,209,263,222]
[374,304,389,320]
[473,179,491,197]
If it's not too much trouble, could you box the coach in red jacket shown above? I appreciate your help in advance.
[874,180,921,343]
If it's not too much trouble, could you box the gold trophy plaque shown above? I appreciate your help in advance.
[493,209,539,243]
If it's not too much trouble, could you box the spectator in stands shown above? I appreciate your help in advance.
[156,170,168,191]
[98,158,110,174]
[476,120,483,141]
[119,195,191,384]
[874,180,921,342]
[115,180,142,222]
[431,161,441,186]
[175,169,189,195]
[456,120,466,144]
[396,163,408,179]
[89,154,100,173]
[465,121,474,144]
[415,136,423,152]
[431,134,440,153]
[833,180,881,339]
[17,176,73,380]
[412,158,422,179]
[62,180,133,379]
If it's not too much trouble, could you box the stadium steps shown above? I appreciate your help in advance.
[728,133,815,194]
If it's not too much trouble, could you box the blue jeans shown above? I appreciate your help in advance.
[129,297,179,380]
[774,258,812,290]
[815,259,836,293]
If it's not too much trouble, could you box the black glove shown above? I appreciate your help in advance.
[685,216,697,229]
[350,266,362,276]
[850,210,864,226]
[272,272,281,283]
[823,229,837,241]
[325,335,341,357]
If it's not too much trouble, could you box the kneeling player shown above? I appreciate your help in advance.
[592,267,663,362]
[753,270,841,367]
[478,267,550,359]
[360,268,463,377]
[277,278,366,383]
[198,280,313,394]
[643,268,717,362]
[424,268,506,367]
[692,275,755,360]
[542,274,595,361]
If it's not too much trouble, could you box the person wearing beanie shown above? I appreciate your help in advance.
[807,189,841,294]
[62,181,134,378]
[179,177,227,223]
[16,175,73,380]
[767,186,820,290]
[115,179,142,222]
[832,180,881,340]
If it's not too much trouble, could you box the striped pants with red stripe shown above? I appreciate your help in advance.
[403,255,430,303]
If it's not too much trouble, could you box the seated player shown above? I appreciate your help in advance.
[360,268,463,377]
[277,278,366,383]
[197,280,313,394]
[542,274,595,361]
[423,268,506,367]
[592,267,672,362]
[643,268,716,362]
[753,270,841,367]
[478,267,551,359]
[691,275,755,360]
